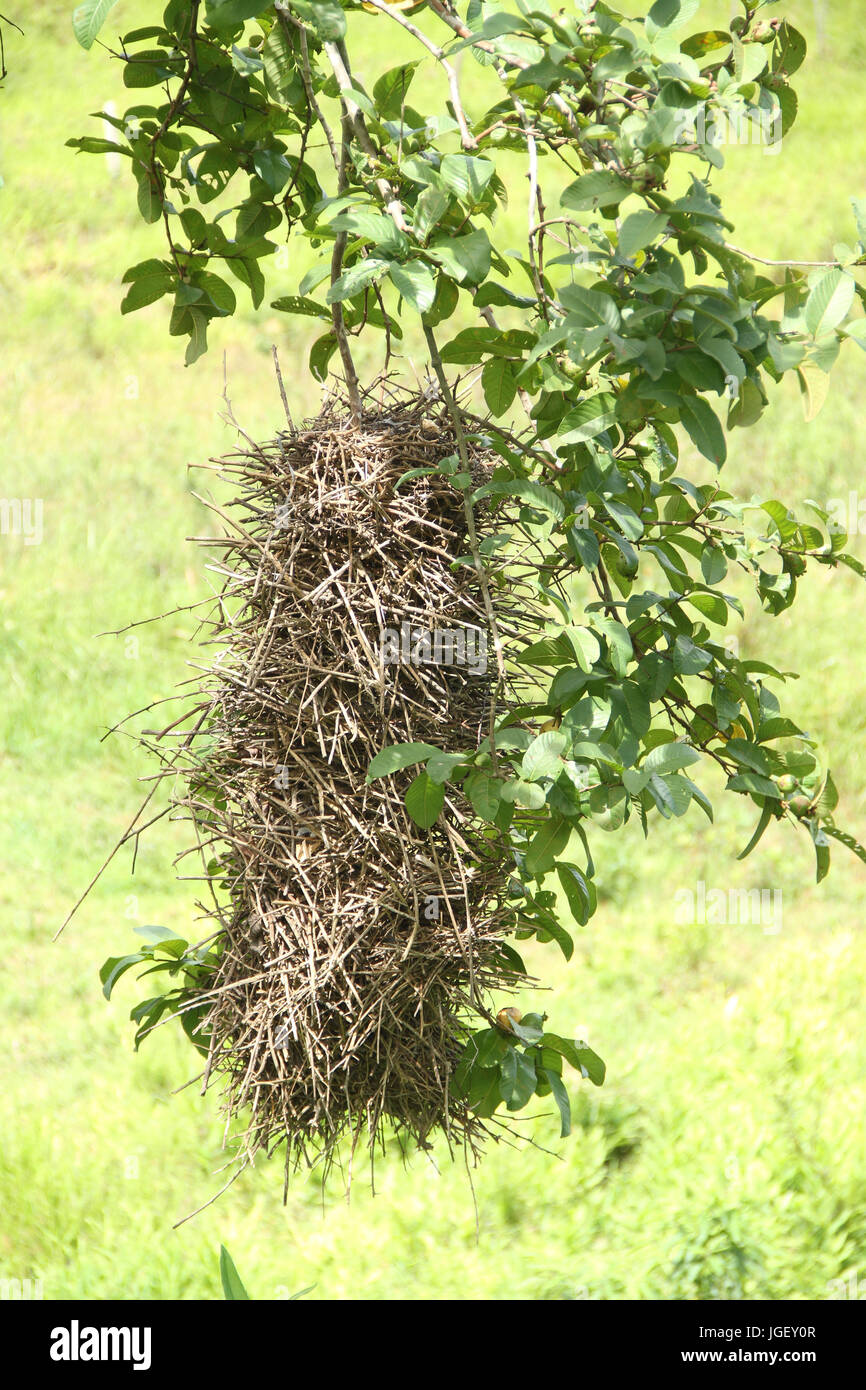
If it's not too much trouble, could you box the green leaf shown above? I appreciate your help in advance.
[823,824,866,869]
[405,771,445,828]
[372,61,420,118]
[544,1069,572,1137]
[594,618,633,677]
[464,770,502,821]
[195,271,236,316]
[499,1047,538,1111]
[367,742,440,782]
[472,478,565,521]
[481,357,518,416]
[289,0,346,41]
[556,863,590,927]
[725,739,770,775]
[557,395,618,447]
[561,170,630,212]
[774,20,806,77]
[120,261,174,314]
[673,634,712,674]
[270,295,330,320]
[439,155,495,202]
[568,524,600,570]
[618,211,668,259]
[733,806,778,856]
[809,820,830,884]
[72,0,121,49]
[413,188,451,244]
[643,742,700,775]
[182,308,209,366]
[136,175,162,225]
[388,260,436,313]
[427,230,491,286]
[679,396,726,465]
[542,1033,606,1086]
[325,258,390,304]
[262,22,303,103]
[425,751,468,785]
[605,498,644,541]
[66,135,131,156]
[648,0,699,29]
[309,332,337,383]
[727,772,781,799]
[524,816,570,877]
[804,269,856,338]
[330,209,408,255]
[508,1015,544,1046]
[522,730,567,781]
[501,778,546,810]
[133,924,187,948]
[219,1245,251,1300]
[700,544,727,585]
[686,591,728,625]
[560,285,620,329]
[523,908,574,961]
[99,952,147,1000]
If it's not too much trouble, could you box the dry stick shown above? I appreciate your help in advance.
[172,1159,249,1228]
[423,324,506,764]
[272,345,295,432]
[53,783,161,939]
[360,0,477,151]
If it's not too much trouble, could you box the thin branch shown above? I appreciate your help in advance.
[323,37,409,232]
[512,96,549,326]
[723,241,846,269]
[53,784,161,939]
[426,0,580,135]
[361,0,477,150]
[272,345,295,432]
[328,93,364,426]
[277,7,340,174]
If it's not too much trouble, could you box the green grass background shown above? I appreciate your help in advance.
[1,0,865,1300]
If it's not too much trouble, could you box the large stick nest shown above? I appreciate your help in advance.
[153,389,541,1181]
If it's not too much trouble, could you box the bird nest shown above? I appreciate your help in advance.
[141,388,543,1184]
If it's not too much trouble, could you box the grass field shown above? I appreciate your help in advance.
[1,0,865,1300]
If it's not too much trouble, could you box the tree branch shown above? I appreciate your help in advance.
[322,37,409,232]
[361,0,477,150]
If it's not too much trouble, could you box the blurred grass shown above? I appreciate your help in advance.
[1,0,865,1300]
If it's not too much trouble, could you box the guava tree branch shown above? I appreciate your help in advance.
[426,0,580,136]
[322,36,409,232]
[360,0,477,151]
[277,8,340,174]
[331,99,363,426]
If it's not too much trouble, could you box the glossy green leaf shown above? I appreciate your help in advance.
[367,742,440,782]
[405,771,445,828]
